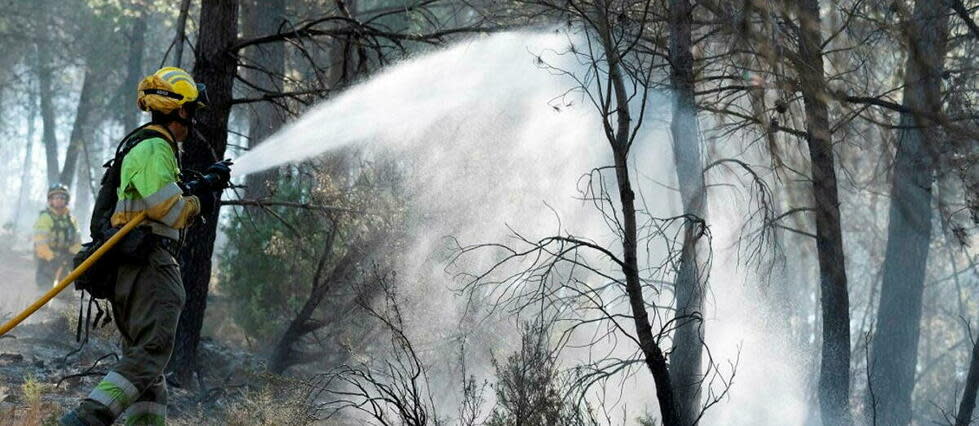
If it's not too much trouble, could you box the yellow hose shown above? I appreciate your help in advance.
[0,212,148,337]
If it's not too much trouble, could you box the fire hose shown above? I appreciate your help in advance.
[0,212,148,337]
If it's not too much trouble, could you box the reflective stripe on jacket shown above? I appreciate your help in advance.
[110,130,199,240]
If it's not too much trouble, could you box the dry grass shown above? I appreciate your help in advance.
[219,373,322,426]
[0,374,61,426]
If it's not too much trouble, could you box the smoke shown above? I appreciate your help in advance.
[230,30,809,424]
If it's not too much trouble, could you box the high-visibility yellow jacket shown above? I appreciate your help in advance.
[33,208,81,260]
[110,126,200,240]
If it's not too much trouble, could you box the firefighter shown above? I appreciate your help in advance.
[60,67,231,426]
[33,184,81,289]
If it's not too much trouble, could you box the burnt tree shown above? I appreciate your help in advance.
[593,2,679,424]
[171,0,240,386]
[794,1,852,423]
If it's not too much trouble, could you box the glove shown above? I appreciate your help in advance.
[36,244,55,261]
[202,159,233,190]
[181,160,231,219]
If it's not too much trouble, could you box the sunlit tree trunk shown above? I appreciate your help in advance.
[171,0,240,387]
[868,1,950,424]
[795,1,851,424]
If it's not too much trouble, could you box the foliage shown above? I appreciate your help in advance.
[221,373,319,426]
[220,174,334,344]
[487,321,596,426]
[221,154,409,356]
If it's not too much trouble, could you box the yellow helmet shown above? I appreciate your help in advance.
[136,67,208,114]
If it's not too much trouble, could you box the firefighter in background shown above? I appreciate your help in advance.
[33,184,81,288]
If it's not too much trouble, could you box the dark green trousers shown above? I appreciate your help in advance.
[66,245,185,426]
[36,254,71,289]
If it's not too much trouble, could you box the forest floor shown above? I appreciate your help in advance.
[0,235,312,425]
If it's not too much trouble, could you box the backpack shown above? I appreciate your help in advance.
[73,124,175,299]
[66,124,177,348]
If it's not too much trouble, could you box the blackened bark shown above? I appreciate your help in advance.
[868,2,950,424]
[60,65,97,188]
[329,0,367,88]
[171,0,240,386]
[242,0,286,202]
[956,338,979,426]
[795,1,851,424]
[594,5,679,425]
[37,46,59,186]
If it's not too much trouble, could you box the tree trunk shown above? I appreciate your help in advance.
[121,14,146,130]
[868,2,950,424]
[242,0,286,202]
[268,229,346,374]
[795,1,851,424]
[60,64,97,188]
[329,0,366,88]
[956,338,979,426]
[74,140,94,233]
[667,1,707,424]
[594,5,679,424]
[171,0,239,387]
[173,0,192,68]
[36,45,59,186]
[13,79,38,231]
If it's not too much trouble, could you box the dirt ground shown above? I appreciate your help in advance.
[0,232,271,425]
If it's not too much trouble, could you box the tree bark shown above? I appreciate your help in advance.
[173,0,192,68]
[268,228,346,374]
[13,79,38,231]
[170,0,240,387]
[242,0,286,202]
[868,2,950,424]
[36,45,60,186]
[956,338,979,426]
[667,1,707,424]
[59,64,97,188]
[795,1,852,424]
[121,14,147,130]
[594,4,679,424]
[73,134,95,233]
